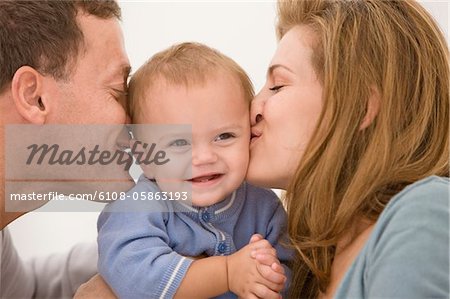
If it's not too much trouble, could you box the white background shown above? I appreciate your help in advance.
[8,1,449,261]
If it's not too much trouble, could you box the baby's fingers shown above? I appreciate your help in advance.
[249,234,264,244]
[254,253,284,275]
[251,247,277,259]
[252,283,282,299]
[271,262,285,275]
[256,264,286,288]
[250,239,274,251]
[244,294,259,299]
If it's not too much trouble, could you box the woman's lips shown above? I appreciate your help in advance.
[250,128,262,145]
[250,133,261,145]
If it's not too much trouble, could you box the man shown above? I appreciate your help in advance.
[0,1,132,297]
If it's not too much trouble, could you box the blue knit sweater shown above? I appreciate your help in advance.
[98,175,292,299]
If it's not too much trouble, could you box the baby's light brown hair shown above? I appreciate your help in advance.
[128,42,254,122]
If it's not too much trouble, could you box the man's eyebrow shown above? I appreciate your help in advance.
[266,64,295,78]
[110,64,132,83]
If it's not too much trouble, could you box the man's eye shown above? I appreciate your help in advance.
[269,85,284,93]
[215,133,235,141]
[168,139,190,147]
[111,89,128,102]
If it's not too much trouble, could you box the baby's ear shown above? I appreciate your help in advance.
[11,66,48,124]
[360,86,381,130]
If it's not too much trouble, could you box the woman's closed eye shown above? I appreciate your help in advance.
[269,85,285,93]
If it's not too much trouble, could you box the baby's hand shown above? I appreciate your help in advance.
[249,235,287,295]
[227,239,282,299]
[252,249,286,291]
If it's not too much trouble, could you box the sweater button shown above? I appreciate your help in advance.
[201,211,210,222]
[218,242,227,254]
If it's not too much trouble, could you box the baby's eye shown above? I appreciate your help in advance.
[215,133,235,142]
[168,139,190,147]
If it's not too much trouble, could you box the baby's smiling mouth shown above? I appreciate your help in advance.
[188,173,223,183]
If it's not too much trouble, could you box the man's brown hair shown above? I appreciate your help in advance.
[0,0,121,93]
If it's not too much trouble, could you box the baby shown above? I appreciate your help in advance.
[98,42,292,299]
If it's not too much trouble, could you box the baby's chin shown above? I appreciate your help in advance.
[190,194,225,208]
[154,177,240,208]
[189,180,245,208]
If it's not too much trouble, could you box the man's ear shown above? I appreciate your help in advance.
[11,66,48,124]
[360,86,381,130]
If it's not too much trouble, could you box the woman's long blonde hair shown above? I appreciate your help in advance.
[277,1,449,297]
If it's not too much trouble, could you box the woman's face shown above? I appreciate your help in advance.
[247,25,323,189]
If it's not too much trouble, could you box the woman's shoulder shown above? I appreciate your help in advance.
[368,175,449,252]
[382,175,449,219]
[338,176,449,298]
[396,175,448,197]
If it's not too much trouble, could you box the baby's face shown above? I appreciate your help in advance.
[137,74,250,207]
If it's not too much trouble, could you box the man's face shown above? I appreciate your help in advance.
[10,14,135,204]
[49,14,131,125]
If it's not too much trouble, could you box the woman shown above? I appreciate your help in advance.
[248,0,449,298]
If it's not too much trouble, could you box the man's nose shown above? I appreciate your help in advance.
[250,91,265,126]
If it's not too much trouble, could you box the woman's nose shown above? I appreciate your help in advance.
[250,91,265,126]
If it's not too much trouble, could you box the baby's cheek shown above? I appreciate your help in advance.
[232,146,250,177]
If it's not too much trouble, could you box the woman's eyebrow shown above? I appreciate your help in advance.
[267,64,295,78]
